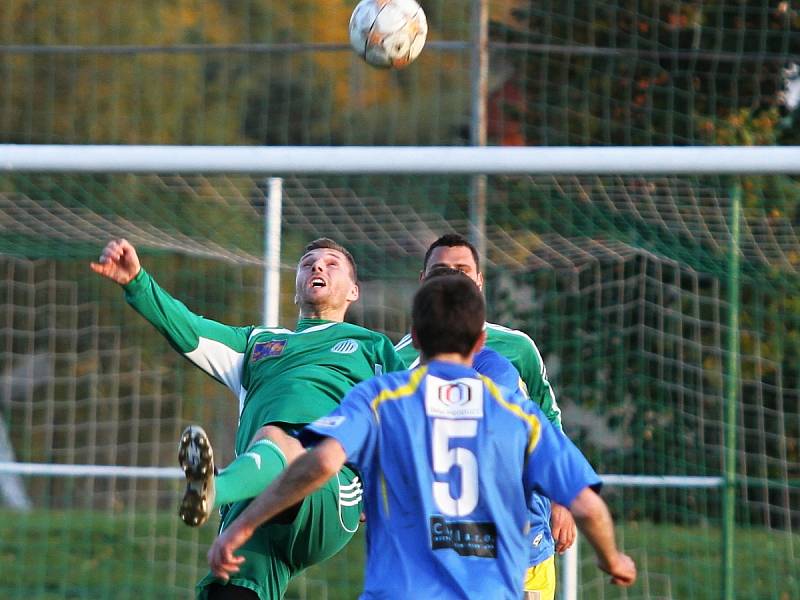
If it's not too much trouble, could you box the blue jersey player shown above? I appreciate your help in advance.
[208,274,637,598]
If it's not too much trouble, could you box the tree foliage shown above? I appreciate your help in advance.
[490,0,800,146]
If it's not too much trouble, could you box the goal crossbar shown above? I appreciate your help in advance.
[1,144,799,174]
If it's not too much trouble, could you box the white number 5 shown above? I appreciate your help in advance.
[432,419,479,516]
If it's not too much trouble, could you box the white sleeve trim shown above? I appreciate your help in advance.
[249,326,292,338]
[393,333,413,351]
[184,336,245,397]
[238,386,248,419]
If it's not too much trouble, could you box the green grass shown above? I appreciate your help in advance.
[0,509,214,599]
[576,521,799,599]
[2,510,797,599]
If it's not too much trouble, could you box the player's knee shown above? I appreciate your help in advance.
[253,424,292,445]
[252,425,304,463]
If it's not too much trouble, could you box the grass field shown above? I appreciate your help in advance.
[1,509,797,599]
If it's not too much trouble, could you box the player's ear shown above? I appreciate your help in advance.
[418,269,425,282]
[470,330,487,355]
[347,282,360,303]
[476,271,484,290]
[411,327,420,349]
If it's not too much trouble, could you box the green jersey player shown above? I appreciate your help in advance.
[393,234,573,600]
[91,237,404,600]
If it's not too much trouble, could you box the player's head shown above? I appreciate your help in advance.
[295,238,359,320]
[412,273,486,361]
[421,234,483,290]
[422,266,465,281]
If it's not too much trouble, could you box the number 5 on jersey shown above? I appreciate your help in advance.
[432,419,479,516]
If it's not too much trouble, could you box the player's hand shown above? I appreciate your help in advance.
[598,551,636,587]
[207,523,252,582]
[89,238,141,285]
[550,502,577,553]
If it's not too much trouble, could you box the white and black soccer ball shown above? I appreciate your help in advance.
[349,0,428,69]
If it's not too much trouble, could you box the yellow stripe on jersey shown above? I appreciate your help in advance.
[380,473,390,516]
[369,365,428,422]
[480,374,541,456]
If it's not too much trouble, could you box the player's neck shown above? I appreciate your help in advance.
[420,351,473,367]
[298,306,347,322]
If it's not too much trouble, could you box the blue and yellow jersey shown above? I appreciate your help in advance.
[397,325,564,568]
[302,360,599,600]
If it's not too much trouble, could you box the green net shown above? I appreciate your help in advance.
[0,169,797,598]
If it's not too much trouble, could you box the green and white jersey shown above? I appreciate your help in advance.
[124,269,405,454]
[394,322,562,429]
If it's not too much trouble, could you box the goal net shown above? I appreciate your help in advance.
[0,158,797,599]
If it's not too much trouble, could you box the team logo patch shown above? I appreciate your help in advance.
[312,415,346,429]
[331,339,359,354]
[251,340,287,361]
[425,375,484,418]
[438,382,471,407]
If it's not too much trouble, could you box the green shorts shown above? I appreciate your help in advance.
[196,464,363,600]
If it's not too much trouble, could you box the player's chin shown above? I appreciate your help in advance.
[301,287,329,301]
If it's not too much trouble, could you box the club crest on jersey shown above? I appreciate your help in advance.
[425,375,484,418]
[251,340,287,361]
[438,382,471,407]
[331,339,359,354]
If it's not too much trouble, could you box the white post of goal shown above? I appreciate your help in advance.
[263,177,283,326]
[561,535,579,600]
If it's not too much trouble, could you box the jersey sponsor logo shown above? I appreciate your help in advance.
[532,531,544,547]
[312,415,346,429]
[425,375,484,418]
[438,382,471,407]
[251,339,287,361]
[430,516,497,558]
[331,339,359,354]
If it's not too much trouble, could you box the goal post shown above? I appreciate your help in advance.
[2,144,800,174]
[0,144,798,600]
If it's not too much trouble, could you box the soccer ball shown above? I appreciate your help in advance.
[349,0,428,69]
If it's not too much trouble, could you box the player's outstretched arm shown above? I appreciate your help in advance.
[207,437,347,581]
[569,487,636,586]
[90,238,141,285]
[91,238,253,392]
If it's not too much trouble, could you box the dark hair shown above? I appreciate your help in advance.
[302,238,358,282]
[422,234,480,273]
[412,273,485,358]
[422,266,467,281]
